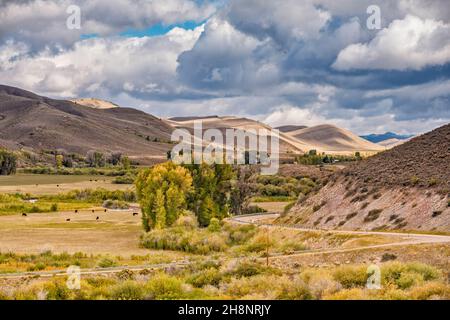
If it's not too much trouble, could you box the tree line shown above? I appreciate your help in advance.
[0,149,16,175]
[135,162,256,231]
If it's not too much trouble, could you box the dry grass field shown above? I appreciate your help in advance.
[0,209,150,256]
[0,174,133,195]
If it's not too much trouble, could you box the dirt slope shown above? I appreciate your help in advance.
[0,85,174,163]
[279,123,450,232]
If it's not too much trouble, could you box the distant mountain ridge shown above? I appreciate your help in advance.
[361,132,413,143]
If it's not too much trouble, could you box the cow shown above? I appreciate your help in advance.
[66,218,71,222]
[133,212,139,216]
[22,213,27,217]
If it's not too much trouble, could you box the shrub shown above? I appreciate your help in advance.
[332,265,367,289]
[277,277,314,300]
[225,275,276,298]
[432,211,442,218]
[242,205,267,215]
[409,282,450,300]
[241,232,273,253]
[381,262,441,288]
[102,200,129,210]
[226,261,277,278]
[112,175,135,184]
[145,274,186,300]
[410,176,420,186]
[98,257,117,268]
[381,253,397,262]
[364,209,383,222]
[188,268,223,288]
[396,272,424,289]
[110,281,144,300]
[44,279,72,300]
[208,218,221,232]
[173,212,198,229]
[346,212,358,220]
[141,227,228,254]
[50,203,58,212]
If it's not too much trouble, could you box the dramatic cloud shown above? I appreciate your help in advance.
[334,15,450,70]
[0,0,449,135]
[0,0,214,50]
[0,26,204,98]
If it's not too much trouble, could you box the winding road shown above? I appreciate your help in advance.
[229,213,450,258]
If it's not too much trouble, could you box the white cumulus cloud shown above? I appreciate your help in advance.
[333,15,450,70]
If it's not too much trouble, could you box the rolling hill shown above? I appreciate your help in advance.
[276,125,308,132]
[0,85,174,164]
[285,124,384,154]
[278,123,450,232]
[168,117,384,155]
[167,116,313,154]
[71,98,119,109]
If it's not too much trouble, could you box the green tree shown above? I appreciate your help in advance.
[0,149,16,175]
[121,156,131,170]
[55,154,64,169]
[184,163,234,226]
[135,162,192,231]
[154,189,166,229]
[86,151,106,167]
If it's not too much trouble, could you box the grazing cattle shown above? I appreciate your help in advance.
[22,213,27,217]
[133,212,139,216]
[92,209,95,213]
[96,216,100,221]
[104,209,107,212]
[56,184,60,187]
[75,210,78,213]
[66,218,71,222]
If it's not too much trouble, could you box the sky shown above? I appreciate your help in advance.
[0,0,450,135]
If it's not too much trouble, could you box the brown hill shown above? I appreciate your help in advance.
[0,85,174,164]
[167,116,312,154]
[168,117,383,156]
[276,125,308,132]
[278,123,450,232]
[71,98,119,109]
[377,138,411,149]
[286,124,384,154]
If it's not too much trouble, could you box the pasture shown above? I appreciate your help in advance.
[0,209,150,256]
[0,174,133,195]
